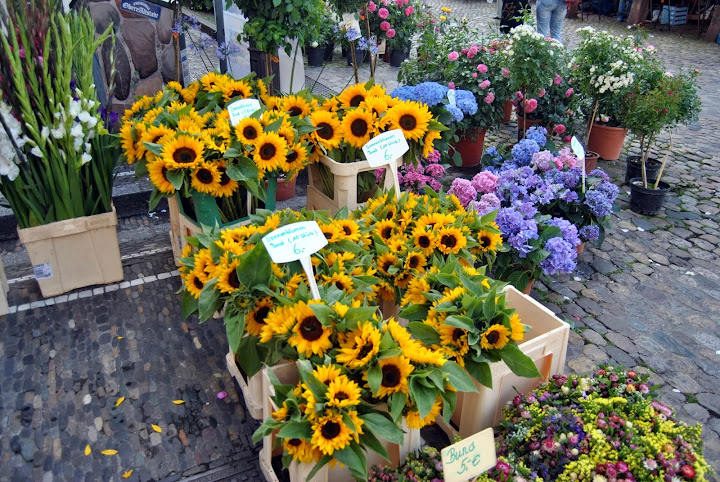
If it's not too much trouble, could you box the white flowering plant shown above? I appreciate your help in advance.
[0,1,117,229]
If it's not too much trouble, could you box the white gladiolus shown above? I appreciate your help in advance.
[73,136,83,151]
[30,146,43,158]
[69,99,82,117]
[51,126,65,139]
[78,111,92,123]
[41,126,50,141]
[81,152,92,164]
[86,116,98,128]
[70,123,84,138]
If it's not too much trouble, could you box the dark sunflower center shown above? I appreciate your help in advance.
[254,306,270,324]
[342,225,352,235]
[288,106,303,117]
[300,316,323,341]
[173,146,197,164]
[196,168,214,184]
[193,277,204,289]
[335,281,346,290]
[161,166,169,180]
[399,114,417,131]
[318,122,335,140]
[418,235,431,248]
[408,256,419,269]
[230,89,246,99]
[441,234,457,248]
[381,364,401,388]
[151,134,164,143]
[381,260,394,272]
[259,142,277,160]
[219,168,231,186]
[350,118,368,137]
[286,151,299,164]
[453,328,464,342]
[228,269,240,289]
[321,421,341,439]
[480,235,491,248]
[357,342,373,359]
[242,126,258,140]
[386,211,394,220]
[486,330,500,344]
[381,226,392,239]
[335,392,349,401]
[323,231,333,240]
[350,95,365,107]
[288,438,302,447]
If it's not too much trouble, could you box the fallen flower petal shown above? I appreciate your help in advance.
[172,400,185,405]
[151,424,162,433]
[122,470,133,479]
[115,397,125,407]
[101,450,119,456]
[217,391,228,400]
[85,445,92,456]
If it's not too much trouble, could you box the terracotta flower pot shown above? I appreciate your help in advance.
[502,100,513,122]
[585,151,599,172]
[587,123,628,161]
[523,278,536,295]
[517,116,542,135]
[268,177,296,202]
[576,242,585,255]
[449,128,487,168]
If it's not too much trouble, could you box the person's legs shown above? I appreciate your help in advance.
[536,0,553,38]
[549,0,566,43]
[617,0,627,20]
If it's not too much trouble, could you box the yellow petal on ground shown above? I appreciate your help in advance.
[101,449,119,456]
[151,424,162,433]
[84,445,92,456]
[172,400,185,405]
[115,396,125,407]
[122,470,133,479]
[117,336,124,340]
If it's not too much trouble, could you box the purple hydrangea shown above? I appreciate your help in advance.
[579,225,600,242]
[552,169,582,189]
[547,217,581,247]
[448,178,477,207]
[584,185,617,217]
[525,126,548,147]
[539,237,577,275]
[496,207,539,258]
[531,150,556,172]
[414,82,449,107]
[512,139,541,166]
[472,193,501,216]
[588,168,611,182]
[471,171,498,194]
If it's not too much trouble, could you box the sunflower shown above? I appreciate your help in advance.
[119,123,137,164]
[215,258,241,294]
[222,80,253,102]
[288,302,333,357]
[311,412,354,456]
[395,270,414,289]
[336,321,382,369]
[320,97,340,112]
[375,219,396,242]
[282,143,308,173]
[337,83,369,109]
[375,355,414,398]
[481,324,511,350]
[256,78,269,98]
[260,305,296,343]
[400,277,430,306]
[193,250,216,282]
[309,110,343,150]
[122,96,153,122]
[376,252,399,275]
[162,136,204,170]
[334,219,362,242]
[319,223,342,243]
[147,159,175,194]
[191,162,222,194]
[436,226,467,255]
[438,324,470,357]
[367,85,387,98]
[326,376,362,408]
[282,95,312,117]
[405,251,427,272]
[321,272,354,292]
[313,364,342,386]
[272,401,289,422]
[283,438,317,463]
[183,271,205,299]
[245,297,273,336]
[509,313,525,341]
[405,398,443,429]
[386,101,432,142]
[142,125,176,158]
[284,272,305,299]
[214,160,239,197]
[181,83,201,104]
[359,95,389,117]
[476,229,503,253]
[417,213,455,229]
[341,108,375,148]
[411,227,436,255]
[422,129,442,159]
[234,118,262,147]
[200,72,225,91]
[253,132,287,172]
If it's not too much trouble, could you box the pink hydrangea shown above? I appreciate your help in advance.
[524,98,538,113]
[424,162,445,178]
[471,171,498,194]
[380,21,390,31]
[448,51,459,61]
[476,63,488,73]
[367,1,377,11]
[448,178,477,208]
[472,193,501,216]
[553,124,566,135]
[483,92,495,104]
[501,67,510,78]
[478,80,491,90]
[555,147,579,169]
[531,150,555,172]
[378,7,389,18]
[404,6,413,15]
[386,28,396,38]
[565,88,574,98]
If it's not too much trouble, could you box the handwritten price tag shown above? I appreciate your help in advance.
[262,221,328,300]
[362,129,409,168]
[441,428,496,482]
[227,99,261,126]
[340,13,361,40]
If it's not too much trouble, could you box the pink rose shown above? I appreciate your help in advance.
[448,82,455,89]
[515,91,524,100]
[501,67,510,78]
[477,63,488,73]
[553,75,562,85]
[524,98,538,113]
[478,80,490,89]
[483,92,495,104]
[448,51,459,61]
[461,48,469,55]
[472,72,478,78]
[553,124,566,135]
[380,21,391,31]
[565,88,574,98]
[386,28,396,38]
[378,7,389,18]
[538,88,546,98]
[368,1,377,11]
[404,6,413,15]
[563,135,571,143]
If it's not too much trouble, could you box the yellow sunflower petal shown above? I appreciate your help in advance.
[84,444,92,456]
[115,397,125,407]
[101,450,119,456]
[122,470,133,479]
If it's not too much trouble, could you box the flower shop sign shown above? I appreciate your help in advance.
[262,221,327,300]
[441,427,496,482]
[228,99,261,126]
[119,0,162,20]
[362,129,408,198]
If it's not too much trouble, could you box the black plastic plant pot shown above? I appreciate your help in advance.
[629,177,670,216]
[389,49,406,67]
[323,42,334,61]
[625,156,662,185]
[346,47,365,66]
[306,46,324,67]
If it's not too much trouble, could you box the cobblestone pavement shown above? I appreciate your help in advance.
[1,2,720,481]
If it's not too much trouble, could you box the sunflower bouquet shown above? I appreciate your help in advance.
[398,256,540,388]
[351,189,502,304]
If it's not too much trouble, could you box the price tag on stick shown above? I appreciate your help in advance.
[441,428,497,482]
[227,98,261,126]
[362,129,409,200]
[570,136,587,193]
[261,221,328,300]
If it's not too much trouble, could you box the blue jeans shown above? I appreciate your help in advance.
[536,0,566,43]
[617,0,633,20]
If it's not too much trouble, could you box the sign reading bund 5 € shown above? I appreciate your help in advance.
[441,428,497,482]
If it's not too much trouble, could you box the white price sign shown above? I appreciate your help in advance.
[341,13,361,40]
[362,129,408,200]
[227,98,261,126]
[261,221,328,300]
[570,135,587,193]
[441,428,496,482]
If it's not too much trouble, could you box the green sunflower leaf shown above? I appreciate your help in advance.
[181,290,198,318]
[307,456,332,481]
[483,286,497,321]
[398,304,429,321]
[277,420,313,439]
[309,303,334,326]
[142,142,164,155]
[344,306,379,323]
[442,360,478,393]
[499,343,541,379]
[366,363,382,396]
[166,169,184,190]
[198,279,221,321]
[359,412,404,445]
[359,431,390,462]
[465,359,493,388]
[443,316,475,332]
[333,444,365,480]
[407,322,441,346]
[389,392,407,422]
[409,378,437,419]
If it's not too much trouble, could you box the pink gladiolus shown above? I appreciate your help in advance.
[386,28,396,38]
[380,21,390,31]
[448,51,459,61]
[405,6,414,15]
[368,1,377,11]
[378,7,389,18]
[565,88,574,98]
[483,92,495,104]
[553,124,566,135]
[478,80,490,89]
[448,81,455,89]
[477,63,488,73]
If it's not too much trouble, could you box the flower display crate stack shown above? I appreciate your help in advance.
[437,285,570,439]
[225,351,265,420]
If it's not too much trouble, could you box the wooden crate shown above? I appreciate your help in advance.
[225,351,264,419]
[0,255,9,316]
[260,362,421,482]
[17,206,124,298]
[306,155,402,215]
[438,285,570,439]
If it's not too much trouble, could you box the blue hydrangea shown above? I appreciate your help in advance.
[446,105,464,122]
[389,86,418,102]
[539,237,577,275]
[579,225,600,242]
[547,217,581,246]
[508,219,539,258]
[584,186,617,217]
[511,139,541,166]
[552,169,582,189]
[414,82,448,107]
[455,90,478,115]
[525,126,548,147]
